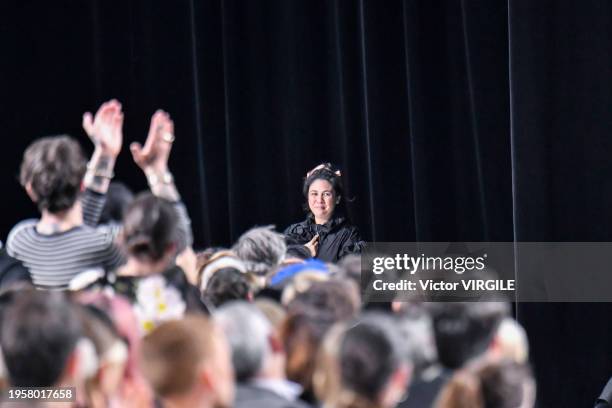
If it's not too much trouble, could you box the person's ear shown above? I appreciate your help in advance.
[164,243,178,260]
[268,332,284,354]
[64,349,80,380]
[24,181,38,202]
[488,333,501,356]
[391,301,403,313]
[381,364,411,407]
[198,365,215,393]
[395,364,411,388]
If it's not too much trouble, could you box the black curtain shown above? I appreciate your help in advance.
[1,1,611,406]
[510,2,612,407]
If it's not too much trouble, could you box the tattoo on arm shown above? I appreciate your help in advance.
[84,153,115,193]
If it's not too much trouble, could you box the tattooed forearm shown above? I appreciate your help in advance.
[84,150,116,193]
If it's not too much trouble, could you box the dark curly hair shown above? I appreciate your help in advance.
[19,135,87,213]
[302,163,347,215]
[200,267,252,308]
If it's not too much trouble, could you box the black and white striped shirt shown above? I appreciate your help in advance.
[6,190,122,289]
[6,221,123,289]
[6,190,192,289]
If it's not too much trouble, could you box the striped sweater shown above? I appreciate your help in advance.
[6,190,192,289]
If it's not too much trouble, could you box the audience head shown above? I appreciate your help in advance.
[140,316,234,408]
[281,280,360,394]
[197,250,246,292]
[79,304,129,404]
[19,135,86,213]
[272,260,332,305]
[74,291,153,406]
[100,181,134,224]
[122,192,179,266]
[428,302,509,369]
[254,298,287,329]
[435,356,535,408]
[233,226,286,276]
[0,290,83,387]
[195,247,231,271]
[393,302,438,377]
[0,290,19,389]
[337,254,362,286]
[215,301,282,382]
[287,279,360,318]
[74,291,142,380]
[201,267,253,309]
[314,313,411,408]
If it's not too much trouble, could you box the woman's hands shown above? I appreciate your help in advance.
[82,102,179,200]
[130,110,180,201]
[83,99,124,158]
[304,234,319,257]
[82,100,124,193]
[130,110,174,174]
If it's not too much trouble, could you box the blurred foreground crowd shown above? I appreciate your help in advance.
[0,101,534,407]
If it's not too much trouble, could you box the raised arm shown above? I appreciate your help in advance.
[130,110,193,249]
[82,100,123,193]
[81,100,124,226]
[130,110,179,201]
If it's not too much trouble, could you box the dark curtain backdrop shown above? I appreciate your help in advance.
[1,1,611,406]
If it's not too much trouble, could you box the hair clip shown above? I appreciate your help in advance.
[306,163,341,178]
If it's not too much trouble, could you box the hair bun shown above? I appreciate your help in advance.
[306,163,341,179]
[125,234,157,260]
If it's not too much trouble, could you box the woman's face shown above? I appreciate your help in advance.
[308,179,336,222]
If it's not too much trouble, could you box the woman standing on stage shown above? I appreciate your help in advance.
[284,163,364,263]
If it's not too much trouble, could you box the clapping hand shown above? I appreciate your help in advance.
[130,110,174,173]
[130,110,179,201]
[305,234,320,257]
[82,99,123,158]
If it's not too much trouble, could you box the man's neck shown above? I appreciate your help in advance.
[37,202,83,234]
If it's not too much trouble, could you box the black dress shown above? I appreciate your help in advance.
[284,214,364,263]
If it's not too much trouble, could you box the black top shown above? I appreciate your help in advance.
[0,248,31,291]
[398,367,451,408]
[284,214,364,263]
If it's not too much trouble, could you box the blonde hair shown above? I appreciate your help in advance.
[140,316,215,397]
[435,356,534,408]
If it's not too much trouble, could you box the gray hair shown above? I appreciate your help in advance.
[232,226,286,276]
[214,301,272,381]
[395,305,438,377]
